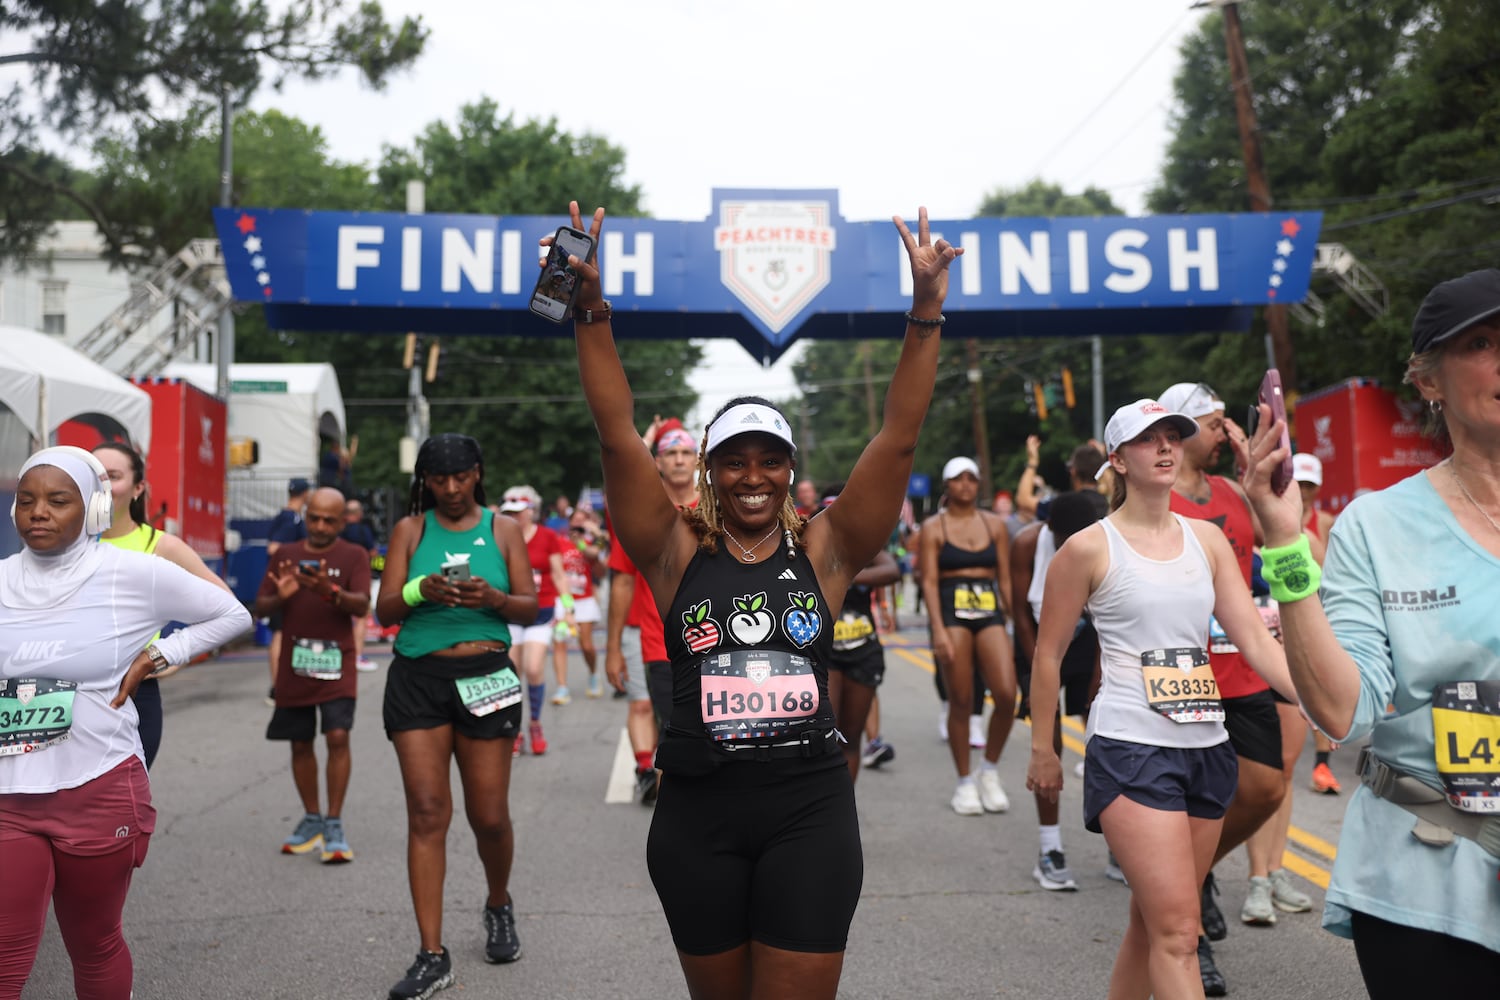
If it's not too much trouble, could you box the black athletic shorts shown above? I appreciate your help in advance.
[646,763,863,955]
[266,697,356,742]
[1222,689,1284,770]
[828,642,885,689]
[937,577,1006,632]
[1016,619,1098,720]
[647,659,672,730]
[1083,735,1238,834]
[382,651,522,740]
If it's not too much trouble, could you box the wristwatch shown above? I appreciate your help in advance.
[145,645,170,677]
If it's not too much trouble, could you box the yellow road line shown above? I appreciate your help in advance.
[887,634,1336,882]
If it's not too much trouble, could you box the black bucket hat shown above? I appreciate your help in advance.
[1411,269,1500,355]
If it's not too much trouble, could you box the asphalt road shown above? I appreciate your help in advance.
[24,615,1368,999]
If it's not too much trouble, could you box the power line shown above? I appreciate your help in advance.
[1324,185,1500,232]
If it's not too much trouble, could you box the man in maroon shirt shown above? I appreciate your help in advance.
[255,487,371,864]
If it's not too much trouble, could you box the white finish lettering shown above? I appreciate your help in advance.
[441,229,494,294]
[500,230,522,294]
[336,226,384,290]
[1168,228,1219,291]
[1068,231,1090,294]
[959,231,980,296]
[1000,231,1050,295]
[401,227,422,292]
[1103,230,1151,294]
[603,232,654,296]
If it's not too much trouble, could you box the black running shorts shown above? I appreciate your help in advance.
[1083,735,1238,834]
[266,696,356,742]
[937,577,1006,632]
[827,642,886,689]
[382,651,522,741]
[1222,689,1284,770]
[646,764,863,955]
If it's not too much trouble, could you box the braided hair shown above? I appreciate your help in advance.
[407,434,487,515]
[683,396,806,557]
[92,441,150,528]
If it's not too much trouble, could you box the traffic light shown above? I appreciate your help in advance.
[227,437,259,467]
[1033,381,1049,422]
[1062,367,1076,409]
[425,341,441,383]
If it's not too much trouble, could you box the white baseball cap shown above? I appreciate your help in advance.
[942,457,981,481]
[1158,382,1226,420]
[1096,399,1201,480]
[499,484,540,513]
[704,403,797,456]
[1292,453,1323,486]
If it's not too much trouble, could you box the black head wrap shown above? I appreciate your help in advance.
[409,434,486,514]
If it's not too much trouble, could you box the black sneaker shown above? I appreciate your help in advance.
[482,896,522,964]
[1201,871,1227,942]
[389,948,453,1000]
[1197,936,1227,997]
[635,766,660,806]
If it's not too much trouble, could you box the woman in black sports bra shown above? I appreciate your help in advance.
[919,456,1017,816]
[566,199,959,1000]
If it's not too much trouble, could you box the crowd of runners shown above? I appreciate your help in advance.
[4,200,1499,1000]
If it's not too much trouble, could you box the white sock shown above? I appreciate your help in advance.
[957,774,976,787]
[980,760,999,774]
[1039,824,1062,854]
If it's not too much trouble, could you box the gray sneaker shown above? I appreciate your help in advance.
[1269,868,1312,913]
[1241,875,1276,925]
[1032,850,1078,891]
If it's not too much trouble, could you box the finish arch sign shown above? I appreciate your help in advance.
[214,189,1320,362]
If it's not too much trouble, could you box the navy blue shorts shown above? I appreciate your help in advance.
[1083,735,1238,833]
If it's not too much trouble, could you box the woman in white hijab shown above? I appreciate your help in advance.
[0,446,251,1000]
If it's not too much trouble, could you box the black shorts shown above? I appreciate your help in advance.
[266,697,356,742]
[646,764,863,955]
[647,659,673,730]
[828,642,885,689]
[1222,689,1284,770]
[937,578,1005,633]
[382,651,523,740]
[1016,619,1097,719]
[1083,735,1238,834]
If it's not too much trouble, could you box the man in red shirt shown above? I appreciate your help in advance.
[607,418,698,803]
[1159,380,1284,996]
[254,488,371,864]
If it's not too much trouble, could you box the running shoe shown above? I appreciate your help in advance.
[861,737,896,769]
[977,768,1010,813]
[512,731,525,757]
[265,686,277,708]
[1310,761,1342,794]
[1032,850,1078,891]
[1270,868,1312,913]
[635,766,659,805]
[938,703,949,742]
[1073,760,1086,778]
[1202,871,1228,941]
[482,896,522,963]
[1104,853,1129,885]
[356,656,378,673]
[586,674,603,699]
[389,947,453,1000]
[1197,936,1227,997]
[551,686,572,706]
[612,687,628,700]
[528,720,548,755]
[321,817,354,864]
[1241,875,1276,925]
[281,813,323,855]
[969,715,987,748]
[951,780,984,816]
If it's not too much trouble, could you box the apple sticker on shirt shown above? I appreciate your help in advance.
[783,592,822,647]
[727,592,775,645]
[681,599,723,653]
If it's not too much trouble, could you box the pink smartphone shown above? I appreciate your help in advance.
[1258,369,1293,495]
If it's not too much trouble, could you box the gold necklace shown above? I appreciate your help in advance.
[1451,464,1500,537]
[723,524,780,562]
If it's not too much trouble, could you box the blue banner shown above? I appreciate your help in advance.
[214,190,1321,361]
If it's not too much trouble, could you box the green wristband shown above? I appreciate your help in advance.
[402,576,427,607]
[1259,534,1322,603]
[559,593,575,610]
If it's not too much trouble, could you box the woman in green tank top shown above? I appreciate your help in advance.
[373,434,539,998]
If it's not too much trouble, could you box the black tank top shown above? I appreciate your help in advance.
[658,537,841,776]
[937,513,998,572]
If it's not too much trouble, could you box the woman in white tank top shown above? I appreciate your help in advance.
[1025,400,1297,1000]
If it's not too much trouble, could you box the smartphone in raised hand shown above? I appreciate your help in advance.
[1257,368,1294,496]
[529,226,596,323]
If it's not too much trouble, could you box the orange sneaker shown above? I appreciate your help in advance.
[512,731,525,757]
[529,720,548,755]
[1310,761,1341,794]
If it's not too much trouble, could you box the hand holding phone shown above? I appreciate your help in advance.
[1256,368,1294,496]
[529,226,597,323]
[441,559,472,583]
[297,559,321,576]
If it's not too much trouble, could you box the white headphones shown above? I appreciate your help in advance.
[10,445,114,537]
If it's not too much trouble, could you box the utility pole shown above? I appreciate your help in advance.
[967,339,992,494]
[1091,335,1105,442]
[860,342,878,438]
[215,89,234,401]
[399,180,430,474]
[1218,1,1296,387]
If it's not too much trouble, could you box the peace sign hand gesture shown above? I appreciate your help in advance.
[894,207,963,314]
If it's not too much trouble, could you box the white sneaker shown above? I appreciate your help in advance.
[977,768,1010,812]
[969,715,987,748]
[951,780,984,816]
[355,656,377,673]
[938,703,950,742]
[1073,760,1086,778]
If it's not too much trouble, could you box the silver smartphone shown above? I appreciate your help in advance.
[529,226,596,323]
[441,560,471,582]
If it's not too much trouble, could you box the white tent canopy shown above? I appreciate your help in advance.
[163,362,346,472]
[0,325,153,455]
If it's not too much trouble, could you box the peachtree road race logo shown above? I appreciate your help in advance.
[715,199,836,333]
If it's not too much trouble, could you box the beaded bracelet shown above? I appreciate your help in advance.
[904,310,946,326]
[1259,534,1322,604]
[402,577,427,607]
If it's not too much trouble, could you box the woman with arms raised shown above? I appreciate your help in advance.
[566,200,958,999]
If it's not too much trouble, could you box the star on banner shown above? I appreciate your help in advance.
[244,235,262,254]
[251,255,266,270]
[1276,238,1293,257]
[1273,258,1287,273]
[1280,218,1301,238]
[257,272,270,286]
[235,214,256,235]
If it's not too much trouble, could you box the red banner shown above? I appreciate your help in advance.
[1295,379,1448,514]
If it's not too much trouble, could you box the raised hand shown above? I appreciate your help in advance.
[893,207,963,312]
[1241,402,1304,547]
